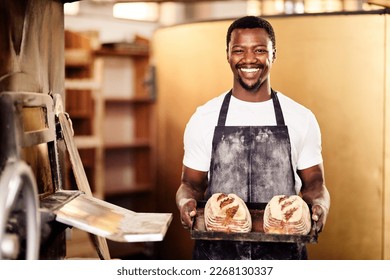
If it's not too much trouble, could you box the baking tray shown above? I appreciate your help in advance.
[191,201,318,244]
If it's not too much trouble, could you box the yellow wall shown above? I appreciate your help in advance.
[384,13,390,260]
[152,12,389,260]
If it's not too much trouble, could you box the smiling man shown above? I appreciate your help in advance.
[176,16,330,260]
[228,26,275,99]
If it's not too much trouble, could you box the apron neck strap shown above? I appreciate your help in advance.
[217,89,286,126]
[271,89,286,126]
[217,90,232,126]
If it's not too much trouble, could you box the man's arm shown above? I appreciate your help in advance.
[176,165,208,230]
[298,163,330,233]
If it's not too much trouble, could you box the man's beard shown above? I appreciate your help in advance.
[238,76,262,92]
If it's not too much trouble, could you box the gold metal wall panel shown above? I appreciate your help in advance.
[269,14,386,260]
[153,13,388,259]
[384,13,390,260]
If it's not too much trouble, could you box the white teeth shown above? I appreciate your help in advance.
[240,68,259,73]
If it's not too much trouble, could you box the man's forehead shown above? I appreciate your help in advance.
[230,28,272,45]
[231,28,269,37]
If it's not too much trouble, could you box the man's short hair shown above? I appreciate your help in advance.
[226,16,276,50]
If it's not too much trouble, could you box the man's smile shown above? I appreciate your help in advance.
[239,67,260,73]
[237,66,262,82]
[237,64,262,76]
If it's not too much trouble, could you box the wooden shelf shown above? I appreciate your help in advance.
[105,97,155,104]
[104,138,151,150]
[65,79,101,90]
[65,49,92,67]
[104,184,153,197]
[75,136,102,149]
[95,47,149,58]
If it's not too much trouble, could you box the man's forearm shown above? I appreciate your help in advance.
[176,183,204,208]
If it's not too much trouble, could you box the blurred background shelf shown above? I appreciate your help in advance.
[64,30,157,259]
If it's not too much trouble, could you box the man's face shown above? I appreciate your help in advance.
[227,28,275,92]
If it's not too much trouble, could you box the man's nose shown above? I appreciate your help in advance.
[243,50,257,62]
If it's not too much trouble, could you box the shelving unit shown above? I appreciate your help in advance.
[95,39,156,199]
[64,31,156,201]
[95,39,157,259]
[64,30,104,199]
[64,31,157,259]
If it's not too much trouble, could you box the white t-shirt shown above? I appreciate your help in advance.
[183,90,323,193]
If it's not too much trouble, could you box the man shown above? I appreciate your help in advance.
[176,16,330,260]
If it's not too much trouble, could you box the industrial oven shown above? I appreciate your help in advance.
[0,0,171,260]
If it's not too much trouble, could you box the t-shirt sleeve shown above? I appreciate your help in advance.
[182,110,211,172]
[297,111,323,170]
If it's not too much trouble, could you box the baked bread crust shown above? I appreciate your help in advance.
[204,193,252,233]
[263,195,311,235]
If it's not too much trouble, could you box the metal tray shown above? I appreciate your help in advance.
[41,190,173,243]
[191,201,318,244]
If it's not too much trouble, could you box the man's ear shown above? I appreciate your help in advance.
[226,48,229,61]
[272,48,277,63]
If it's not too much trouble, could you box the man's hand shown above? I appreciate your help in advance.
[298,164,330,234]
[311,204,328,233]
[178,198,197,230]
[176,166,208,230]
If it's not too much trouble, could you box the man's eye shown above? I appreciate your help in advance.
[233,49,243,53]
[256,49,268,53]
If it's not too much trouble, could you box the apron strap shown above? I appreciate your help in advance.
[271,89,286,126]
[217,90,232,126]
[217,89,286,126]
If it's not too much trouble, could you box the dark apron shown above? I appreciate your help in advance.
[193,89,307,260]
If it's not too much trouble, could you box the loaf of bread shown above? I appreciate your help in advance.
[204,193,252,233]
[263,195,311,235]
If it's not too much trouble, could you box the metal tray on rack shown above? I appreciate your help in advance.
[190,201,318,244]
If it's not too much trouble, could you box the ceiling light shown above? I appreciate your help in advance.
[64,2,79,16]
[113,3,159,22]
